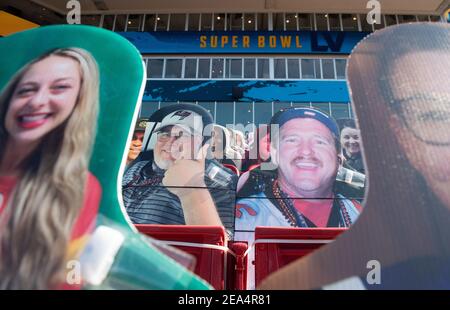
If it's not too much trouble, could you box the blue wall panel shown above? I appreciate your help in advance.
[143,80,349,103]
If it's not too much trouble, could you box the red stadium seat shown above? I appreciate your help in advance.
[136,224,237,289]
[227,241,248,290]
[254,227,346,287]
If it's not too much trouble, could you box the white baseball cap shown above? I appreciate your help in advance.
[154,110,203,136]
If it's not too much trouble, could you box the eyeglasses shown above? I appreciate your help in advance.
[393,94,450,146]
[156,128,193,143]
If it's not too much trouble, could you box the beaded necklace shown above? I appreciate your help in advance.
[123,173,163,188]
[271,179,353,228]
[123,162,164,189]
[271,180,308,227]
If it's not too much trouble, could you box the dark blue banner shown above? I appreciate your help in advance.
[143,80,349,102]
[119,31,369,54]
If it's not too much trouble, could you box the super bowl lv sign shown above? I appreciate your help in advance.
[118,31,368,54]
[200,32,345,52]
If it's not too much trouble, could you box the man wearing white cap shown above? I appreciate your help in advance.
[122,104,236,236]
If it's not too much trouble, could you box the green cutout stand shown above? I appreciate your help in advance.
[0,25,211,290]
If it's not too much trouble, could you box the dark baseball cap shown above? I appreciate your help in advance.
[270,107,340,139]
[135,118,148,132]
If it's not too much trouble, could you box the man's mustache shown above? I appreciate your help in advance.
[291,156,322,167]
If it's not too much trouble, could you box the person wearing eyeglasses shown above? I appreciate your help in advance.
[122,105,237,237]
[259,23,450,290]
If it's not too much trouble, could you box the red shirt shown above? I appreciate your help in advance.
[0,173,102,241]
[293,199,333,227]
[0,176,15,215]
[71,173,102,240]
[0,173,102,289]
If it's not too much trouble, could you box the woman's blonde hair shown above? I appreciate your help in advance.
[0,48,99,289]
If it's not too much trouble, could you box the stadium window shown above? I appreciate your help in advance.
[211,58,225,78]
[147,59,164,78]
[216,102,234,126]
[115,15,127,32]
[322,59,335,79]
[156,14,169,31]
[397,15,416,24]
[373,14,386,30]
[274,58,287,79]
[285,13,298,30]
[298,13,313,30]
[198,59,211,78]
[328,14,341,31]
[257,13,269,31]
[316,13,328,31]
[81,15,101,27]
[228,13,243,31]
[102,15,115,30]
[184,59,197,78]
[169,14,186,31]
[273,13,285,31]
[257,59,270,79]
[335,59,347,79]
[201,13,213,31]
[165,59,182,78]
[254,102,273,126]
[244,13,256,31]
[244,59,256,79]
[430,15,442,22]
[331,103,350,119]
[226,59,243,78]
[417,15,430,22]
[214,13,226,31]
[188,13,200,31]
[235,102,254,125]
[140,102,159,119]
[314,59,322,79]
[145,57,358,81]
[385,15,397,26]
[198,102,216,119]
[341,14,358,31]
[144,14,156,31]
[359,14,373,31]
[127,14,143,31]
[301,59,315,79]
[287,59,300,79]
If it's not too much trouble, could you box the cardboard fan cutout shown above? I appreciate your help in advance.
[259,23,450,289]
[0,25,211,289]
[123,102,237,237]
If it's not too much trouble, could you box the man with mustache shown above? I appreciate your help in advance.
[235,108,362,232]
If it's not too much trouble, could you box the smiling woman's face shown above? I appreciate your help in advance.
[340,126,361,157]
[388,51,450,210]
[5,55,81,146]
